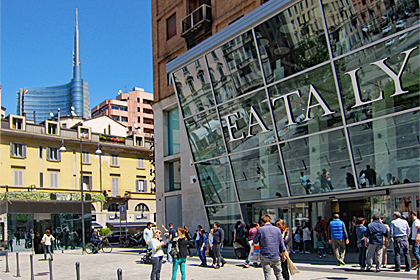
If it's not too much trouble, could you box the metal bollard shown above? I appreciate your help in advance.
[5,250,10,272]
[16,252,21,277]
[30,254,35,280]
[117,268,122,280]
[49,258,53,280]
[75,262,81,280]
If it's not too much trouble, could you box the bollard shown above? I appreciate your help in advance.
[16,252,21,277]
[49,258,53,280]
[5,250,10,272]
[30,254,35,280]
[75,261,81,280]
[117,268,122,280]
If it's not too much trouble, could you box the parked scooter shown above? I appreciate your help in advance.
[123,233,144,247]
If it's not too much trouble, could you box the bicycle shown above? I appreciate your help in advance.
[86,238,112,254]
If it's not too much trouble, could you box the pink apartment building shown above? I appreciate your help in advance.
[91,87,154,140]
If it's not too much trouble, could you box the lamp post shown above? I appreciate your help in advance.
[80,139,86,253]
[95,144,102,212]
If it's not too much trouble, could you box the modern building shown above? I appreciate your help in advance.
[0,114,156,249]
[153,0,419,246]
[91,87,154,140]
[16,9,90,124]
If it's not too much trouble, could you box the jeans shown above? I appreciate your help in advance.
[198,246,207,265]
[358,245,367,268]
[304,240,311,252]
[366,244,383,270]
[167,242,173,263]
[43,245,53,259]
[171,257,186,280]
[150,256,163,280]
[261,255,284,280]
[281,259,289,280]
[412,240,420,264]
[331,239,346,264]
[213,244,225,266]
[393,236,410,270]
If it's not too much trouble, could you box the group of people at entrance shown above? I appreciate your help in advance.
[355,211,420,272]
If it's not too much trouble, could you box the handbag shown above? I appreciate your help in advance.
[169,239,179,258]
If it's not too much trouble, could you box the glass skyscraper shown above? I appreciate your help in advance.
[16,9,90,123]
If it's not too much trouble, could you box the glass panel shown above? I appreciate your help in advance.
[255,0,329,84]
[230,146,288,201]
[324,0,420,57]
[218,89,274,153]
[282,129,354,196]
[395,196,412,217]
[206,203,242,246]
[336,30,419,124]
[185,109,226,161]
[348,111,420,187]
[196,157,237,205]
[167,108,180,156]
[168,160,181,192]
[206,30,264,103]
[269,64,342,141]
[173,57,215,118]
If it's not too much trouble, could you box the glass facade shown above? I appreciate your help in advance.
[170,0,419,225]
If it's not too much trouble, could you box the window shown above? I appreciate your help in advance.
[137,107,140,112]
[167,160,181,192]
[10,143,27,158]
[197,71,206,84]
[82,151,90,164]
[80,127,89,139]
[137,158,145,169]
[135,136,143,147]
[47,147,61,161]
[167,13,176,40]
[40,172,43,187]
[111,105,119,110]
[13,170,24,186]
[12,117,24,130]
[136,179,147,192]
[120,107,128,111]
[167,108,180,156]
[39,146,43,158]
[111,177,120,197]
[134,203,149,212]
[168,73,173,85]
[82,175,92,190]
[149,181,155,192]
[112,116,119,121]
[138,116,141,123]
[49,172,59,188]
[47,123,58,135]
[111,155,119,167]
[108,203,119,212]
[121,117,128,122]
[137,98,140,103]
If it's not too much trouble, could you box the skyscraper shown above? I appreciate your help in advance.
[16,9,90,123]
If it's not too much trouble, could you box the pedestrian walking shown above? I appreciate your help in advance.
[164,223,177,264]
[293,228,303,253]
[41,229,55,260]
[198,229,208,267]
[183,225,193,257]
[193,225,203,256]
[365,214,388,272]
[275,219,292,280]
[316,235,327,259]
[314,216,329,253]
[171,228,189,280]
[8,230,14,252]
[144,222,154,250]
[379,216,390,268]
[328,214,349,266]
[355,217,367,270]
[208,228,216,267]
[213,222,226,269]
[302,224,312,254]
[150,229,165,280]
[410,211,420,267]
[253,214,286,280]
[390,211,411,272]
[244,222,260,268]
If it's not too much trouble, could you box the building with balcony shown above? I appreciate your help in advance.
[0,114,156,249]
[153,0,420,248]
[91,87,154,141]
[16,9,91,124]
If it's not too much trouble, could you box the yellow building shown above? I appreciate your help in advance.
[0,114,155,248]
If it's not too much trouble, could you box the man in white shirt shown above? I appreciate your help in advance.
[410,211,420,267]
[390,211,410,272]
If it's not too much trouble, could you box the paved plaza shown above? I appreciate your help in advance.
[0,247,417,280]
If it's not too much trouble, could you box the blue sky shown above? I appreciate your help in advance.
[1,0,153,114]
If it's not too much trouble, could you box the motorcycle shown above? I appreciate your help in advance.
[123,233,144,248]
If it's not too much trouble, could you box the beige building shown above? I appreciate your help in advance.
[91,87,154,141]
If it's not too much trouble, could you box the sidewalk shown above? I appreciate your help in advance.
[0,247,417,279]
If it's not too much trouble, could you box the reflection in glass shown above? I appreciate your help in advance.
[206,203,242,246]
[255,1,328,84]
[230,146,288,201]
[336,35,419,124]
[282,129,354,196]
[185,109,226,161]
[196,157,237,205]
[269,64,342,141]
[206,30,263,103]
[173,57,215,118]
[348,111,420,187]
[218,89,274,153]
[324,0,420,56]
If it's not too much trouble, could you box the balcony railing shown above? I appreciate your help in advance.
[181,4,212,42]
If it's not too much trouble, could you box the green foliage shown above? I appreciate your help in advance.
[16,213,29,225]
[0,191,106,203]
[99,227,111,236]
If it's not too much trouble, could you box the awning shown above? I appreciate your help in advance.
[106,221,151,228]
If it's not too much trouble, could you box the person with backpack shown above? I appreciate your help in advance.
[314,216,328,254]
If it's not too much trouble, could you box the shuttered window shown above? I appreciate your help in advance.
[10,143,27,158]
[13,170,24,186]
[137,158,145,169]
[111,177,120,197]
[49,172,59,188]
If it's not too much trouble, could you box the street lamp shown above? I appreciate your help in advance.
[79,139,86,254]
[95,143,103,213]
